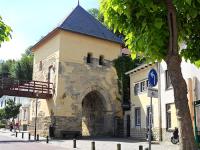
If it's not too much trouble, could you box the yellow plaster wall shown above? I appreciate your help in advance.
[33,32,60,64]
[59,31,121,63]
[31,32,61,119]
[130,64,159,128]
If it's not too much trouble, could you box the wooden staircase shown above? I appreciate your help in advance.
[0,77,53,99]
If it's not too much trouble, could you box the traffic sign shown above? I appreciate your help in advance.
[147,87,158,98]
[148,69,158,87]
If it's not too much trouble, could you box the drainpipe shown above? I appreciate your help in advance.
[157,62,162,141]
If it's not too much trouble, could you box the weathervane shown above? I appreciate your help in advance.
[78,0,80,5]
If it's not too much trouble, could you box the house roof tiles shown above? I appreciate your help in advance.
[59,5,122,44]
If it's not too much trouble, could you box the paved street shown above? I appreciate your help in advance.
[0,131,66,150]
[0,129,179,150]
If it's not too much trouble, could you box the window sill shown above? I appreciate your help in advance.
[165,87,173,91]
[166,128,174,132]
[135,90,148,96]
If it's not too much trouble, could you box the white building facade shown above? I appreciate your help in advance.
[125,60,200,142]
[0,96,31,131]
[159,60,200,141]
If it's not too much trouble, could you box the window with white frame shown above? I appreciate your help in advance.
[134,83,140,95]
[134,79,148,95]
[146,80,149,88]
[166,103,178,130]
[165,70,172,89]
[140,81,146,92]
[166,104,171,129]
[135,107,141,127]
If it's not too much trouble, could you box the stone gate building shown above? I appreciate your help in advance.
[29,5,123,137]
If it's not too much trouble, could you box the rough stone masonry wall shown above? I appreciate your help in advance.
[56,57,122,136]
[29,56,122,138]
[29,53,58,137]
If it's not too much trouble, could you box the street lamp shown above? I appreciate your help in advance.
[34,92,39,141]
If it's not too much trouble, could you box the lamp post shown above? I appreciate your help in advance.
[34,93,39,141]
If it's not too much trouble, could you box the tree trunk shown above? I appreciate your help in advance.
[165,0,198,149]
[166,55,197,150]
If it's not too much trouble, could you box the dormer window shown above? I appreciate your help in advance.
[99,55,104,65]
[87,53,92,63]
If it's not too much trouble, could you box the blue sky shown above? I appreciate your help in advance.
[0,0,99,60]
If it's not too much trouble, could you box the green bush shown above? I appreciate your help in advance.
[0,124,6,128]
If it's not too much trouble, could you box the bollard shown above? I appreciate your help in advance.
[46,136,49,143]
[73,139,76,148]
[22,132,24,139]
[36,134,39,141]
[28,133,31,140]
[117,143,121,150]
[91,141,95,150]
[16,132,18,137]
[139,145,143,150]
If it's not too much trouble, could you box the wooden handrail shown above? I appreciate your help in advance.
[0,77,53,98]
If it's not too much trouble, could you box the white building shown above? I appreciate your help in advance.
[159,60,200,141]
[0,96,31,131]
[125,60,200,141]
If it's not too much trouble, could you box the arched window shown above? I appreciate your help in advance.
[99,55,104,65]
[87,53,92,63]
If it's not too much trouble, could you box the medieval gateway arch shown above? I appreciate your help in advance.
[81,86,114,136]
[29,5,123,137]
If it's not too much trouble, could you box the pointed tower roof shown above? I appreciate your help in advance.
[58,5,122,44]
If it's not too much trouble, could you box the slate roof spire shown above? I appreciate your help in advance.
[58,5,122,44]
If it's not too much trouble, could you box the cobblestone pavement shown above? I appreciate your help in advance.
[0,129,179,150]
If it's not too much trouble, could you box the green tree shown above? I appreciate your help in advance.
[114,56,144,108]
[88,8,104,22]
[12,46,33,80]
[0,60,16,77]
[100,0,200,149]
[0,109,5,120]
[0,16,11,46]
[4,99,21,120]
[0,47,33,80]
[0,16,12,77]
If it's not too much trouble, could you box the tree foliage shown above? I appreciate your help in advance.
[100,0,200,64]
[114,55,144,105]
[100,0,200,149]
[0,59,15,78]
[0,46,33,80]
[0,109,5,120]
[4,99,21,120]
[88,8,104,23]
[13,49,33,80]
[0,16,11,46]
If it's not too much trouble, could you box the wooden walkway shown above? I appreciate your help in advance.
[0,77,53,99]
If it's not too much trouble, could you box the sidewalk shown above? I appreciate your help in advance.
[0,128,179,150]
